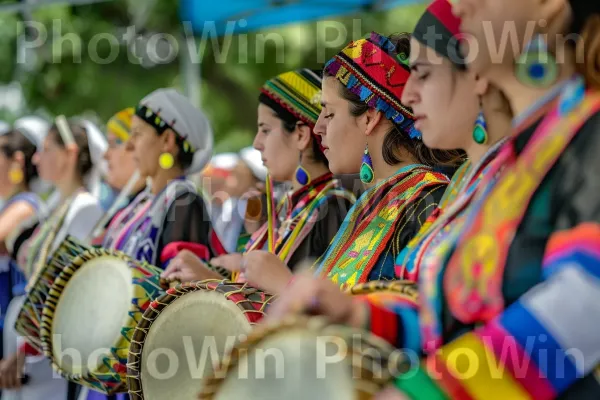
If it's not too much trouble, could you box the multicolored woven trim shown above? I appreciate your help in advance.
[260,68,322,128]
[135,104,196,154]
[107,107,134,143]
[324,32,419,139]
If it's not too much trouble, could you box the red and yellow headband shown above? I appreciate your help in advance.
[324,32,419,138]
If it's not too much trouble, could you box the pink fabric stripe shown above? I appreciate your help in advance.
[543,239,600,266]
[476,320,556,399]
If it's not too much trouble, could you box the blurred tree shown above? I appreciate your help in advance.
[0,0,425,149]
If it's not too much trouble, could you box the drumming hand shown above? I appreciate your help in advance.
[374,386,410,399]
[210,253,243,272]
[0,351,26,389]
[161,250,221,282]
[266,273,367,328]
[243,251,292,295]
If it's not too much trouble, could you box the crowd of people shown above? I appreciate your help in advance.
[0,0,599,398]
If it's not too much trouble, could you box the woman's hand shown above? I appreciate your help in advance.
[210,253,243,272]
[265,272,367,328]
[242,251,293,294]
[161,249,221,282]
[0,351,26,389]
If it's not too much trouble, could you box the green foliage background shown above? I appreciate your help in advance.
[0,0,425,152]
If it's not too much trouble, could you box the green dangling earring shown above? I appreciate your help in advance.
[360,143,374,184]
[515,34,558,88]
[472,110,488,145]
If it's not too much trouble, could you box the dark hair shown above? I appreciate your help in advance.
[173,135,195,170]
[325,33,465,168]
[573,14,600,89]
[0,129,38,186]
[258,94,329,167]
[49,121,94,177]
[151,127,194,170]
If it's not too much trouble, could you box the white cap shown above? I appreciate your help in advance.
[138,88,214,174]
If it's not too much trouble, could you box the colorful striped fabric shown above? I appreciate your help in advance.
[260,68,322,128]
[106,107,134,143]
[314,165,448,289]
[361,222,600,399]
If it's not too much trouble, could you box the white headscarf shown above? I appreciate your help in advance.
[13,115,49,151]
[137,88,214,174]
[239,147,267,181]
[12,116,53,210]
[79,120,108,198]
[208,152,240,171]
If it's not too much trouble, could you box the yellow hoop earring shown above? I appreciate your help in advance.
[159,153,175,170]
[9,167,23,185]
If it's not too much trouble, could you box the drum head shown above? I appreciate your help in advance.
[201,317,406,400]
[49,254,133,375]
[128,281,271,400]
[15,236,88,351]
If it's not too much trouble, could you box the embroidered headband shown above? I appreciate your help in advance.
[413,0,465,68]
[259,68,325,151]
[324,31,419,139]
[135,104,196,154]
[260,68,322,128]
[107,107,134,143]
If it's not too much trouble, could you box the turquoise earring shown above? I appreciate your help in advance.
[515,34,558,88]
[295,152,310,185]
[473,110,488,145]
[360,143,374,184]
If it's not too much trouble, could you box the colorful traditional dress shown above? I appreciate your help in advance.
[307,32,455,289]
[0,192,43,355]
[106,178,222,268]
[242,172,355,272]
[396,140,506,282]
[356,77,600,399]
[314,165,448,289]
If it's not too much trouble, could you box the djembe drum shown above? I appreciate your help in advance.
[39,248,166,395]
[14,236,89,352]
[199,316,411,400]
[198,280,418,399]
[126,280,275,400]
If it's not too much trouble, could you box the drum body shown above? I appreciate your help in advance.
[199,316,409,400]
[14,236,89,352]
[39,248,164,395]
[127,280,275,400]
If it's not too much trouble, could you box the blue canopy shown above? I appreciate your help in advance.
[180,0,422,36]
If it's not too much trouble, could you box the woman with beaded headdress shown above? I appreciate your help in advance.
[162,69,356,285]
[270,0,600,397]
[230,32,464,295]
[99,88,221,267]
